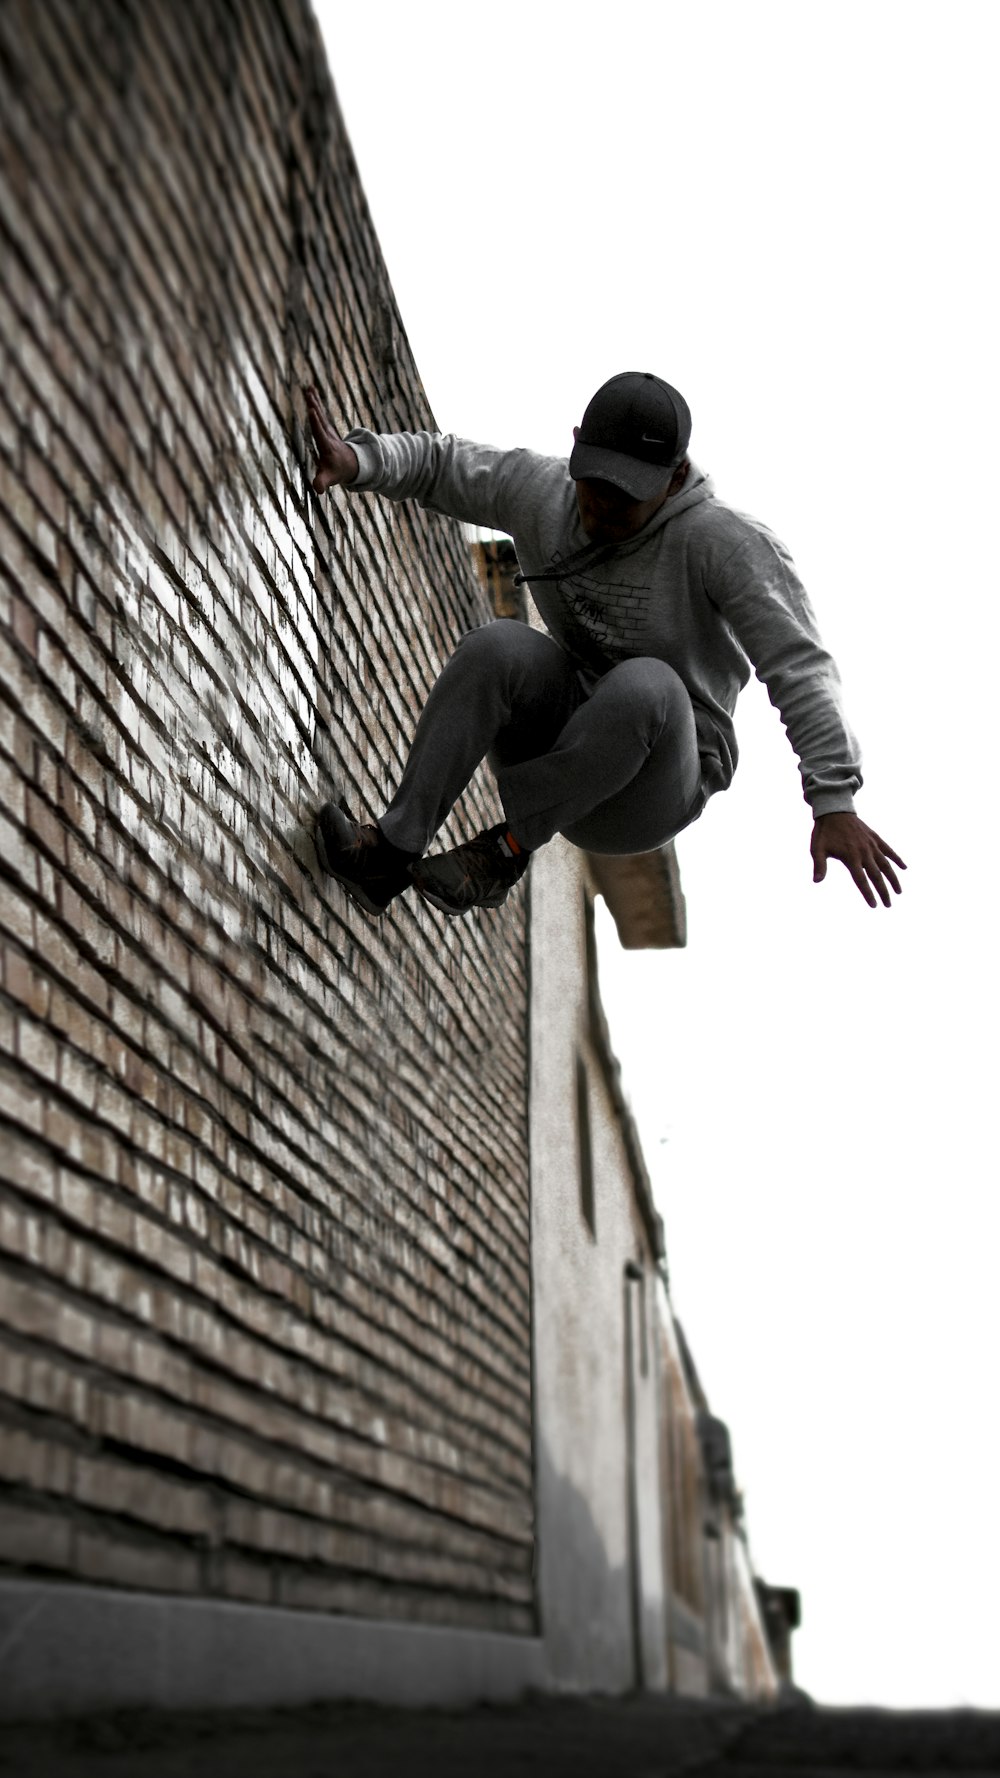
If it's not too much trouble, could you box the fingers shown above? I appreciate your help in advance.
[853,844,904,907]
[812,824,906,906]
[866,861,891,908]
[878,855,903,897]
[843,844,894,907]
[866,833,904,902]
[306,386,335,442]
[306,388,333,446]
[304,386,346,495]
[850,864,878,908]
[871,832,907,872]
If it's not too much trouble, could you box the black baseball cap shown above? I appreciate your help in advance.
[569,371,692,500]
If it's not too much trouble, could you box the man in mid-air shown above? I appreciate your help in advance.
[306,373,904,918]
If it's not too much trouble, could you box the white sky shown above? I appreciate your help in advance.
[317,0,998,1709]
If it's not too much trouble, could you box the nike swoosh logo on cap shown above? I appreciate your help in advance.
[641,433,668,444]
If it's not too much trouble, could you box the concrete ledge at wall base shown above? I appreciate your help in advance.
[0,1581,547,1723]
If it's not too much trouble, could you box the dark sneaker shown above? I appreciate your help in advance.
[315,801,415,916]
[409,824,530,916]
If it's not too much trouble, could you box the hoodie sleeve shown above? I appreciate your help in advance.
[344,428,543,535]
[712,528,863,817]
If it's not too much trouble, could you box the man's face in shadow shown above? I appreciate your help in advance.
[572,429,688,544]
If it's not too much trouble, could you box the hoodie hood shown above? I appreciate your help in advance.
[608,458,713,554]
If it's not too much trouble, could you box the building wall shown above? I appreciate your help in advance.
[665,1324,779,1702]
[0,0,792,1718]
[659,1315,710,1695]
[0,0,535,1641]
[528,829,669,1693]
[729,1532,780,1699]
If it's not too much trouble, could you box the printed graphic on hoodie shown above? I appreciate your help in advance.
[556,555,654,668]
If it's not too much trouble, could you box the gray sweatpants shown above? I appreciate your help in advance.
[378,620,705,858]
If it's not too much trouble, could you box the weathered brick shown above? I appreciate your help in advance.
[0,765,28,856]
[0,1426,73,1495]
[17,1014,60,1084]
[4,947,47,1015]
[0,0,532,1634]
[216,1551,274,1605]
[0,809,38,892]
[1,1131,58,1204]
[75,1529,202,1595]
[9,594,38,660]
[0,1501,73,1571]
[73,1452,214,1538]
[29,1355,88,1424]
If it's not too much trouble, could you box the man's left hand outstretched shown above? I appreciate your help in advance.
[811,812,906,908]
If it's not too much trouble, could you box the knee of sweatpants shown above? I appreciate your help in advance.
[605,656,690,737]
[453,619,552,678]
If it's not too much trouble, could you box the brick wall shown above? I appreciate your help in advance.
[0,0,534,1632]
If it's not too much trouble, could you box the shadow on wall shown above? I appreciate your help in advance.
[534,1434,638,1696]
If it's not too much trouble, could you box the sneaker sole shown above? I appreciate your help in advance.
[411,882,508,916]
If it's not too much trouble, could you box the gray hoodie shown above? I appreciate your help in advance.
[346,428,861,817]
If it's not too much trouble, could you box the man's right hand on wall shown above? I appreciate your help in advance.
[306,386,360,494]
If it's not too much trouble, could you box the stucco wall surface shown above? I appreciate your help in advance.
[0,0,534,1633]
[528,830,669,1692]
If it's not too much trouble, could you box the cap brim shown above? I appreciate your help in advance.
[569,440,674,502]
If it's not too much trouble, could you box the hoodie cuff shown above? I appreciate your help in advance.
[344,429,382,490]
[810,791,858,819]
